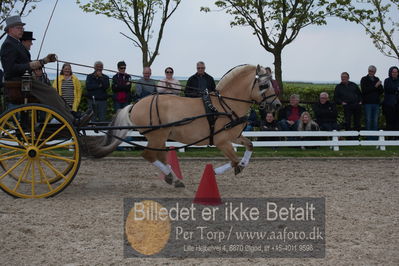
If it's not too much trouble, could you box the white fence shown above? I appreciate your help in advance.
[84,130,399,152]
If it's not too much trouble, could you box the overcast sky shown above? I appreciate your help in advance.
[11,0,399,83]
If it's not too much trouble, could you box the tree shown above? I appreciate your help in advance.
[77,0,181,67]
[202,0,331,94]
[0,0,41,40]
[328,0,398,60]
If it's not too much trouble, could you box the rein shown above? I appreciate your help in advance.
[54,59,274,105]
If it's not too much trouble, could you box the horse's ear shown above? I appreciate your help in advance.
[256,64,261,74]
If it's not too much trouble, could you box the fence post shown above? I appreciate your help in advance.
[379,130,386,151]
[332,130,339,151]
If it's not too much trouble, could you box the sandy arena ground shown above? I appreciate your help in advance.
[1,157,398,265]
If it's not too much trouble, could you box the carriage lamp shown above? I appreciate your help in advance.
[21,71,32,93]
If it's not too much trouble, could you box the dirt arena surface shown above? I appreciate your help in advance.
[1,157,398,265]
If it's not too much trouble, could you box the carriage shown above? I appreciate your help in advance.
[0,64,280,199]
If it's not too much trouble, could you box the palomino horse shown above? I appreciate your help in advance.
[85,65,281,187]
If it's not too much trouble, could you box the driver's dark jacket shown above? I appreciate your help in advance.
[0,35,31,81]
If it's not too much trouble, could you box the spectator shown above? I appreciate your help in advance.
[259,67,281,119]
[278,94,306,131]
[297,112,319,150]
[382,66,399,130]
[112,61,132,111]
[312,92,339,131]
[334,72,362,131]
[298,112,320,131]
[52,63,82,112]
[33,67,51,86]
[86,61,110,121]
[254,112,281,142]
[244,108,258,131]
[361,65,383,133]
[265,67,281,96]
[185,61,216,98]
[135,66,156,100]
[157,67,181,95]
[0,15,92,125]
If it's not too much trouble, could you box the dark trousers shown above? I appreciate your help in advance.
[30,80,74,123]
[343,104,361,131]
[383,104,399,130]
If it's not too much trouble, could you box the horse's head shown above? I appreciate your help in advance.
[250,65,281,112]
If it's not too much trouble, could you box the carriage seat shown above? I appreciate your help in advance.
[4,81,39,105]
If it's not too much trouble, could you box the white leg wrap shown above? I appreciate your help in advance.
[239,150,253,167]
[153,160,171,175]
[214,163,232,175]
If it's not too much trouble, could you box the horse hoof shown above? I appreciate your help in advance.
[234,165,244,175]
[174,180,185,188]
[164,173,173,185]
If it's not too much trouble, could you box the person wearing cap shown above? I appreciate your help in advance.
[0,15,92,126]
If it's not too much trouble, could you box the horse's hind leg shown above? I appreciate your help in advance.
[233,135,254,167]
[215,142,243,175]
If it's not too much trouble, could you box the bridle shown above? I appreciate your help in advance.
[252,72,279,110]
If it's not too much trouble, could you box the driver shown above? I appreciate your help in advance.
[0,15,92,126]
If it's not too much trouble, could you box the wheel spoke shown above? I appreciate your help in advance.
[0,144,26,152]
[0,125,26,148]
[40,141,77,152]
[14,159,32,192]
[0,149,20,158]
[12,114,30,144]
[31,159,35,196]
[0,155,27,181]
[35,112,52,146]
[0,152,26,162]
[36,160,53,191]
[41,152,76,163]
[3,120,17,131]
[41,158,67,180]
[37,124,67,149]
[31,108,36,145]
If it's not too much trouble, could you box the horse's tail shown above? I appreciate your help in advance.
[83,104,134,158]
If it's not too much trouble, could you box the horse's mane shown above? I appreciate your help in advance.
[216,64,255,91]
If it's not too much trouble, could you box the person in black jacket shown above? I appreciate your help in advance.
[0,15,92,126]
[86,61,110,121]
[334,72,362,131]
[112,61,131,111]
[382,66,399,130]
[184,61,216,97]
[312,92,338,131]
[360,65,383,132]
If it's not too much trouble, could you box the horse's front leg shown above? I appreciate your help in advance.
[233,135,254,168]
[214,142,243,175]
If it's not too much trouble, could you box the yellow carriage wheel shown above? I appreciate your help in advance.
[0,104,81,198]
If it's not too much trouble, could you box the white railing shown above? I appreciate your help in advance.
[84,130,399,152]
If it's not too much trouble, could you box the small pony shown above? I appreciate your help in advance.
[85,65,281,188]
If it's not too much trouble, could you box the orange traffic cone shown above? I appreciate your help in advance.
[159,147,183,180]
[193,164,222,205]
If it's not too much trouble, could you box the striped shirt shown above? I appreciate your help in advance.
[61,79,75,108]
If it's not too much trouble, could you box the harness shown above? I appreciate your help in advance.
[85,68,279,152]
